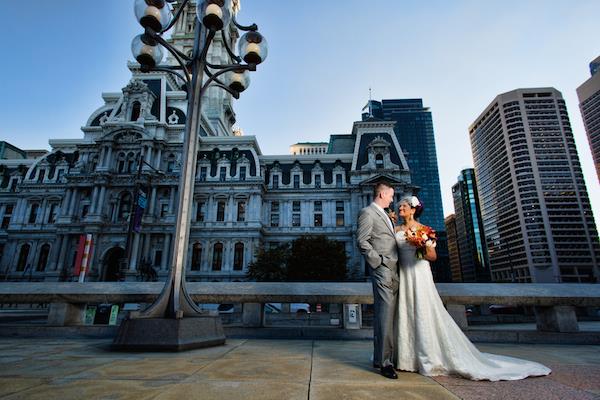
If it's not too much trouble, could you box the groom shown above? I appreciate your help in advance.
[357,181,399,379]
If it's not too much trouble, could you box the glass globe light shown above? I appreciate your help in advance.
[131,34,164,68]
[228,70,250,93]
[238,31,268,65]
[197,0,232,31]
[134,0,172,32]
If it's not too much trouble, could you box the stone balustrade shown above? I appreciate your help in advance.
[1,282,599,334]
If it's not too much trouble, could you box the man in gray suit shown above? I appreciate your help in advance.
[357,181,399,379]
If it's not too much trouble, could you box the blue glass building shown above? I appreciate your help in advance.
[362,99,450,281]
[452,168,491,282]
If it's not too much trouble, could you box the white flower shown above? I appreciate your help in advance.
[410,196,420,208]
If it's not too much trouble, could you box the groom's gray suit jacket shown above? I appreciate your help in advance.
[357,203,399,368]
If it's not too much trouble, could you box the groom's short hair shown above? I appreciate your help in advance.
[373,181,393,197]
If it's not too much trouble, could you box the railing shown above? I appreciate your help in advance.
[1,282,599,335]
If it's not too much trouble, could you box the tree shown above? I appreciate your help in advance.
[246,243,290,282]
[247,236,349,282]
[287,235,348,281]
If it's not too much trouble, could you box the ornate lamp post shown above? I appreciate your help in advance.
[113,0,267,350]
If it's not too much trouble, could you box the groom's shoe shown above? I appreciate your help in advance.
[380,365,398,379]
[373,363,381,369]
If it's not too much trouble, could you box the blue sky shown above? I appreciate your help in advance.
[1,1,598,219]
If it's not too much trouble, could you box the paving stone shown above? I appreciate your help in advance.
[309,382,460,400]
[66,358,212,381]
[0,378,48,397]
[189,356,312,382]
[154,380,308,400]
[1,378,175,400]
[432,375,599,400]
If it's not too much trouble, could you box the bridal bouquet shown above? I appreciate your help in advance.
[405,225,437,259]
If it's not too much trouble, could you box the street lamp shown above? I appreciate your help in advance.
[113,0,267,351]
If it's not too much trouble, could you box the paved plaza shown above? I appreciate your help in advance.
[0,338,599,399]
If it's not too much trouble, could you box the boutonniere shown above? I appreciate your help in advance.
[384,208,398,225]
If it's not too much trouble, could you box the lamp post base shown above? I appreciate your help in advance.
[112,316,225,351]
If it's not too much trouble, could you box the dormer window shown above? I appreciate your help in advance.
[376,154,384,169]
[131,101,141,121]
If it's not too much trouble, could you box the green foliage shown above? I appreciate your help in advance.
[246,243,290,282]
[247,235,348,282]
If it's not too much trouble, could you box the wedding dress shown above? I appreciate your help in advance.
[395,230,551,381]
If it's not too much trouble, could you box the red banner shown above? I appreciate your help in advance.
[73,235,86,276]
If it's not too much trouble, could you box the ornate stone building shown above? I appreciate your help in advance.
[0,2,417,283]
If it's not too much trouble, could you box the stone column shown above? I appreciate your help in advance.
[534,306,579,333]
[168,187,176,214]
[90,187,99,214]
[161,233,171,271]
[48,235,63,271]
[97,186,107,217]
[155,148,162,170]
[99,146,107,168]
[129,234,141,271]
[242,303,263,327]
[105,146,113,169]
[447,304,468,330]
[61,190,72,216]
[228,196,234,222]
[57,235,70,275]
[148,187,157,217]
[68,190,78,216]
[142,233,152,262]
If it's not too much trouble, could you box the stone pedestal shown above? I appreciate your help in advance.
[112,316,226,351]
[535,305,579,333]
[447,304,468,330]
[242,303,263,327]
[47,303,86,326]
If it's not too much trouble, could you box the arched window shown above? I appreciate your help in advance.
[131,101,141,121]
[37,244,51,272]
[375,154,384,169]
[117,152,126,173]
[212,243,223,271]
[17,244,30,272]
[28,203,39,224]
[166,153,176,172]
[126,152,135,173]
[216,201,226,222]
[191,243,202,271]
[118,193,132,221]
[233,242,244,271]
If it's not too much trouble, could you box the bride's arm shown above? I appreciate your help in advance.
[424,240,437,262]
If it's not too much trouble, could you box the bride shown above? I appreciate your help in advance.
[394,196,551,381]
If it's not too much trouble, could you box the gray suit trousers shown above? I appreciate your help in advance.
[371,265,399,368]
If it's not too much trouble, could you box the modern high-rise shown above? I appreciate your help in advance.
[445,214,462,283]
[451,169,491,282]
[469,88,600,283]
[576,55,600,182]
[362,99,444,231]
[362,99,450,281]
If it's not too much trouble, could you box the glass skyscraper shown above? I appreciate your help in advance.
[362,99,450,281]
[362,99,445,231]
[451,168,491,282]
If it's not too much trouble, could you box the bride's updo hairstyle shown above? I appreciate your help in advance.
[400,195,424,219]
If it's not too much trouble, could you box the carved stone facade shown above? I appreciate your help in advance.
[0,1,418,282]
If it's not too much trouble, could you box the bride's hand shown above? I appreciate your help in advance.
[425,240,436,248]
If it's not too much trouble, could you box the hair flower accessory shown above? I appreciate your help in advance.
[409,196,421,208]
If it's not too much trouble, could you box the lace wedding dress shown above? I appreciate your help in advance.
[395,230,551,381]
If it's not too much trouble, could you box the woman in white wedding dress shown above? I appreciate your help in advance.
[394,196,551,381]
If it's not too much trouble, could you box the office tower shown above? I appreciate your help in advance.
[445,214,462,282]
[363,99,445,231]
[469,88,599,283]
[451,169,491,282]
[576,55,600,182]
[362,99,450,281]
